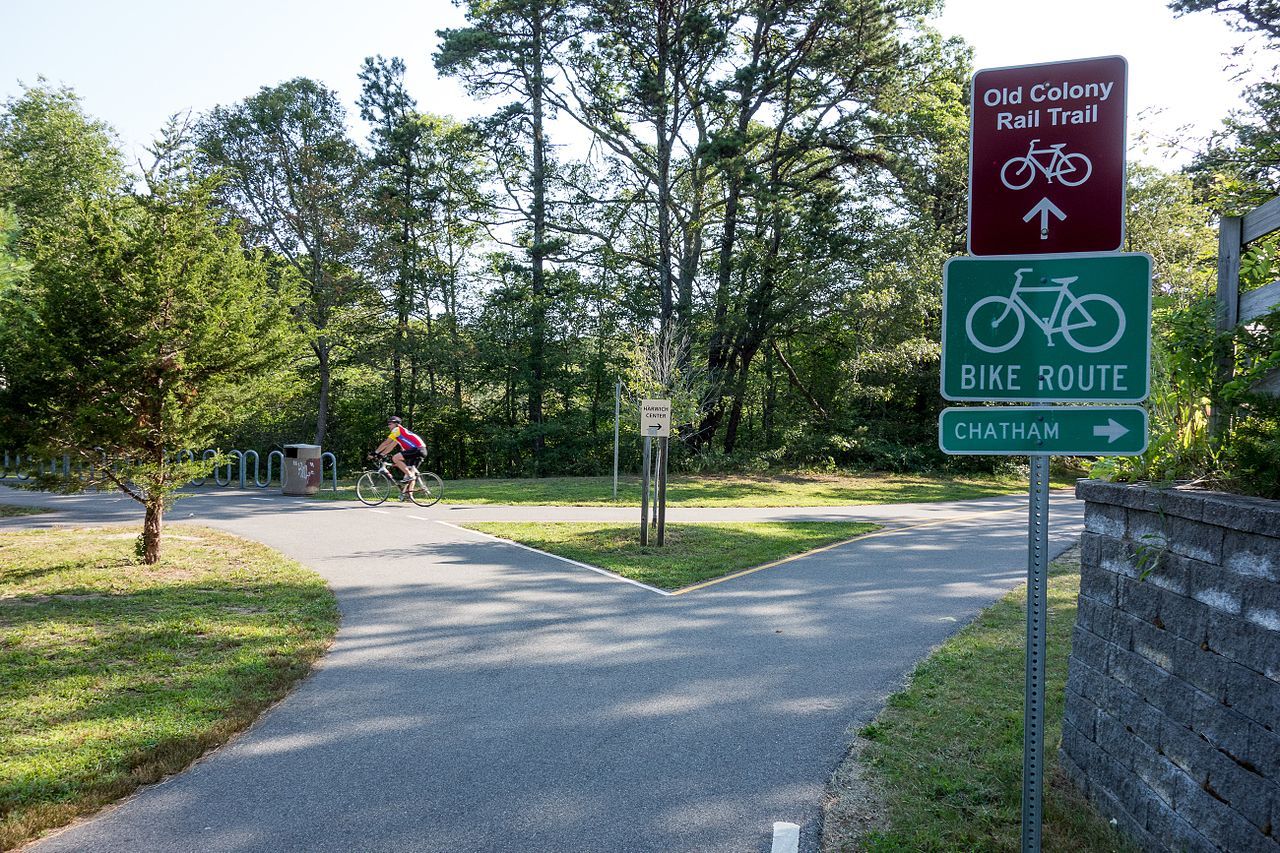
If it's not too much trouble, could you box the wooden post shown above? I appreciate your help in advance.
[656,437,668,546]
[640,436,651,546]
[613,380,620,500]
[1212,215,1242,437]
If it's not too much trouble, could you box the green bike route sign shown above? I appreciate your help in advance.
[941,252,1151,402]
[939,405,1148,455]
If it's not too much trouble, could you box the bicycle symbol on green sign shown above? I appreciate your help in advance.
[964,268,1125,354]
[1000,139,1093,190]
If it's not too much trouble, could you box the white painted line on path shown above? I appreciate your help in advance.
[369,509,391,515]
[407,515,429,521]
[772,822,800,853]
[432,519,674,597]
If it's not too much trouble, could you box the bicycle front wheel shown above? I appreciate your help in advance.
[408,472,444,507]
[356,471,393,506]
[1061,294,1125,354]
[1055,153,1092,187]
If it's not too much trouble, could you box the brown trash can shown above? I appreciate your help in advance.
[282,444,322,495]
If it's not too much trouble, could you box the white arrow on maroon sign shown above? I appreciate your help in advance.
[1022,197,1067,239]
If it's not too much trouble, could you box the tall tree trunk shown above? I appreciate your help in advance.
[723,342,759,455]
[451,321,465,478]
[655,2,675,336]
[529,6,549,474]
[314,338,330,446]
[763,344,775,448]
[312,247,330,447]
[392,201,411,415]
[701,68,760,448]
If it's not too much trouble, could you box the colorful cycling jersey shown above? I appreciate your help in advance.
[387,425,425,451]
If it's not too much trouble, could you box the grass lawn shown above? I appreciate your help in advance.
[0,525,339,850]
[822,547,1136,853]
[0,504,52,518]
[463,521,880,590]
[316,470,1079,507]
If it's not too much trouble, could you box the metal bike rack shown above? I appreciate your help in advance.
[241,450,269,487]
[214,451,235,487]
[321,452,338,491]
[0,454,83,480]
[3,446,335,491]
[266,450,284,487]
[202,449,221,486]
[179,449,208,486]
[230,450,248,488]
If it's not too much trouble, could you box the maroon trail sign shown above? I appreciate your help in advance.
[968,55,1127,256]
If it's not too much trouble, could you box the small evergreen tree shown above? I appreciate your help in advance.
[0,125,298,562]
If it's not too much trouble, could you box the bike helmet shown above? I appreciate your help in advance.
[387,416,402,424]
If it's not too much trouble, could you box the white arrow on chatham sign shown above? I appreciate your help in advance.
[1092,417,1130,443]
[1022,197,1067,239]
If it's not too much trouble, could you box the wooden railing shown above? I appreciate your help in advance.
[1214,195,1280,431]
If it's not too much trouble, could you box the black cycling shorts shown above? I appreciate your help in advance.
[398,446,424,466]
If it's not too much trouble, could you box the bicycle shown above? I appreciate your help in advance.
[1000,139,1092,190]
[964,267,1125,355]
[355,455,444,507]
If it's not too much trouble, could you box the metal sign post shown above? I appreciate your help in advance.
[1023,455,1051,852]
[613,380,621,500]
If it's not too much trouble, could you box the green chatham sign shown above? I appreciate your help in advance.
[941,253,1151,402]
[939,406,1148,455]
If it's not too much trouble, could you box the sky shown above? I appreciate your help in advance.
[0,0,1256,169]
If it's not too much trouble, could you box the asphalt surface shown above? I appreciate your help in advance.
[3,484,1084,853]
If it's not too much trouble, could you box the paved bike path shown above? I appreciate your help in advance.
[6,486,1084,853]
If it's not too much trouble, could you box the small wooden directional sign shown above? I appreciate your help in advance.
[940,406,1148,455]
[640,399,671,437]
[968,56,1127,255]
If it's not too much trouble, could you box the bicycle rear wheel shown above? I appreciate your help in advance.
[1000,156,1036,190]
[356,471,393,506]
[407,471,444,507]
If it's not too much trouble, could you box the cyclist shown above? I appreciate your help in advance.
[372,416,426,495]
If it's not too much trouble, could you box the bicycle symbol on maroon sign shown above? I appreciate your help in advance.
[1000,140,1093,190]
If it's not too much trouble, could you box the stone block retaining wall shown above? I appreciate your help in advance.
[1062,480,1279,852]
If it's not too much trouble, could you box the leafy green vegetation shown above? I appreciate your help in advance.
[462,521,878,590]
[1088,7,1280,498]
[0,525,339,849]
[318,470,1078,507]
[823,548,1136,852]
